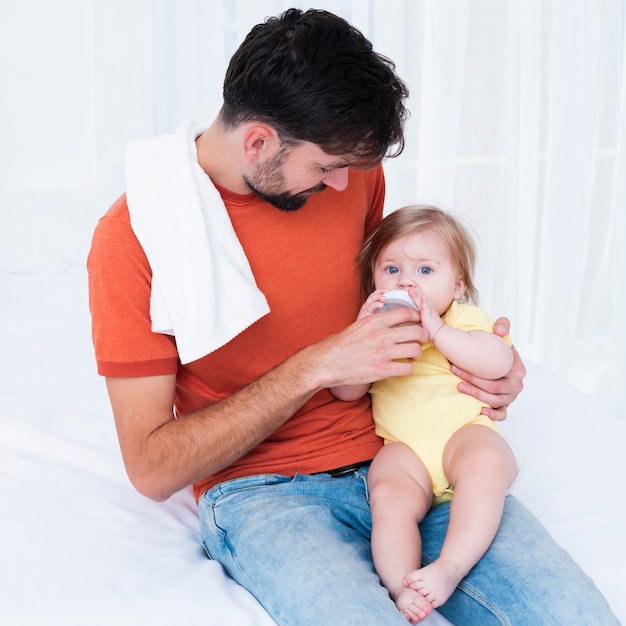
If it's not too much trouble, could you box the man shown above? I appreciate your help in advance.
[88,8,617,625]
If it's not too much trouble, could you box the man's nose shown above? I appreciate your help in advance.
[322,168,349,192]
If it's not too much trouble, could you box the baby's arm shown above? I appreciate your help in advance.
[418,294,513,380]
[330,290,387,401]
[330,381,371,401]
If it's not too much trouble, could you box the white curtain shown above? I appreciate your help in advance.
[1,0,624,418]
[382,0,626,419]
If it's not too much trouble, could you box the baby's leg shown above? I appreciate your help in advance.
[368,442,434,624]
[405,424,518,608]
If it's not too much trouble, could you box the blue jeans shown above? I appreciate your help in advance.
[199,468,618,625]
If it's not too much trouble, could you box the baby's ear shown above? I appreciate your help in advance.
[453,276,465,300]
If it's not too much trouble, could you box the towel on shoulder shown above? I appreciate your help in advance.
[125,121,270,365]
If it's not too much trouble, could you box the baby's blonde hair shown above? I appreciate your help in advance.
[358,205,479,304]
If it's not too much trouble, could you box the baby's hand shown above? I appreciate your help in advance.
[413,293,443,341]
[357,289,388,319]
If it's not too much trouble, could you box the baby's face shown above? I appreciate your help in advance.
[373,229,465,315]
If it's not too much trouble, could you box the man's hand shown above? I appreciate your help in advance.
[313,306,428,389]
[450,317,526,422]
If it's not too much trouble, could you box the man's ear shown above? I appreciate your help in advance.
[242,123,279,163]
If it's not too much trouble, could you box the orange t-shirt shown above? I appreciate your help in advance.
[88,166,385,500]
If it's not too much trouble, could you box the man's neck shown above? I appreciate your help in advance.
[195,122,250,194]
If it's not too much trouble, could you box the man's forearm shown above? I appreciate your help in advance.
[125,346,323,501]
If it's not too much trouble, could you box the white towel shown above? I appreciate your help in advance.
[125,121,270,364]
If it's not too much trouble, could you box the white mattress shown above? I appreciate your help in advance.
[1,269,624,625]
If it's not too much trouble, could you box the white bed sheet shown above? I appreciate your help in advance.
[1,269,624,625]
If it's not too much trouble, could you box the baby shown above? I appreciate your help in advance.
[332,205,518,623]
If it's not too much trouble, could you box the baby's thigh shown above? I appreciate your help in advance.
[443,424,517,488]
[369,442,433,514]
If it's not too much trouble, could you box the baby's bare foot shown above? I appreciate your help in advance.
[404,558,464,608]
[393,585,433,624]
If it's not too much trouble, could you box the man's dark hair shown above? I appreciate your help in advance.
[221,8,409,165]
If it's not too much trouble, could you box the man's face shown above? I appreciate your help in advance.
[244,142,352,211]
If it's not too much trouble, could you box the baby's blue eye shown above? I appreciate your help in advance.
[419,267,432,275]
[387,267,399,274]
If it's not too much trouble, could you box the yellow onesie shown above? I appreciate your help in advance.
[370,301,512,503]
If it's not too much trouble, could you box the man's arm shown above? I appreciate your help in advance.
[107,358,317,502]
[106,307,427,502]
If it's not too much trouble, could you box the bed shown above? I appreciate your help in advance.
[1,267,624,625]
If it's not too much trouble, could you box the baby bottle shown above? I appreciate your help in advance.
[377,289,419,313]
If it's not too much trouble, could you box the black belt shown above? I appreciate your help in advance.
[318,460,372,477]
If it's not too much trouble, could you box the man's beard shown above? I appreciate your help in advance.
[244,148,327,212]
[244,180,327,212]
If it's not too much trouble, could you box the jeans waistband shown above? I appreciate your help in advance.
[314,460,372,478]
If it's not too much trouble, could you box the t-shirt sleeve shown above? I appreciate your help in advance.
[87,198,179,377]
[445,303,513,347]
[363,165,386,237]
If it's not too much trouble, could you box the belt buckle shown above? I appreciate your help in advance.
[327,461,369,478]
[329,466,356,478]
